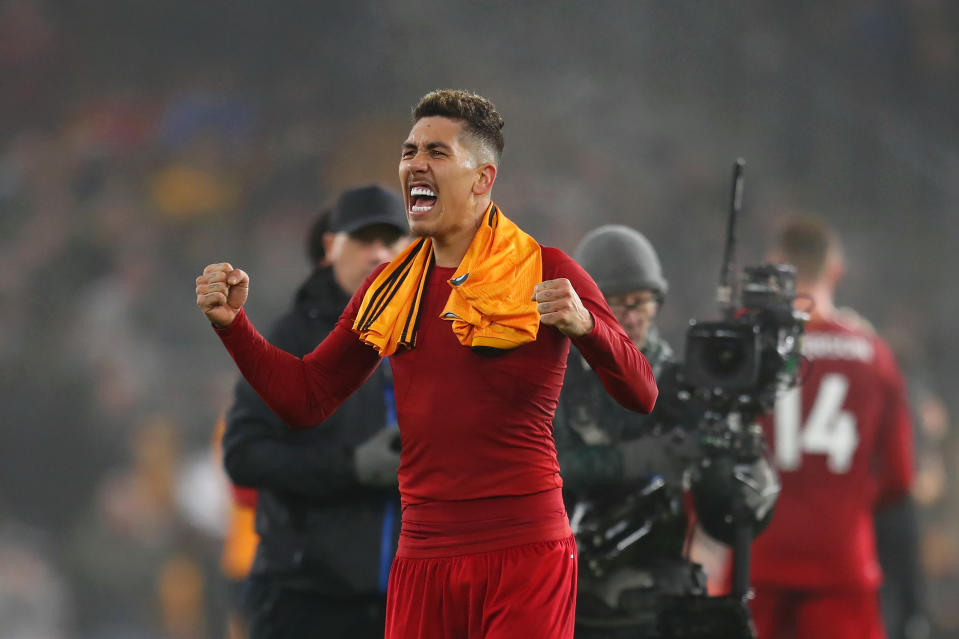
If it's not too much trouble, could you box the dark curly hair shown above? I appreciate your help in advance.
[413,89,505,164]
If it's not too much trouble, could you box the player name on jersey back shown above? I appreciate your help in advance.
[802,333,874,362]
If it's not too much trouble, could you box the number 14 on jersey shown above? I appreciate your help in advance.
[775,373,860,474]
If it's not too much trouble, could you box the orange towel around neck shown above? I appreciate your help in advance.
[353,204,542,356]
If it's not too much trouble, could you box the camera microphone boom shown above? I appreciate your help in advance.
[683,160,805,418]
[717,158,745,312]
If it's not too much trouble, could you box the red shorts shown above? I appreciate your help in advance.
[750,584,885,639]
[384,535,577,639]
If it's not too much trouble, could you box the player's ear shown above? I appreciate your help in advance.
[472,163,497,197]
[825,250,844,287]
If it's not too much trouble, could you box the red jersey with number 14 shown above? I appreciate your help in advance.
[751,316,913,590]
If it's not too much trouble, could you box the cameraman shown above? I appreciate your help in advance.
[222,185,409,639]
[555,225,700,637]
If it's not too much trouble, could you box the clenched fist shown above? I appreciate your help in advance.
[532,278,594,337]
[196,262,249,328]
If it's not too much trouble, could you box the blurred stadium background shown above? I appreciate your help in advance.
[0,1,956,637]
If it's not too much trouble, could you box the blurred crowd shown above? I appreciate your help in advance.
[1,0,957,637]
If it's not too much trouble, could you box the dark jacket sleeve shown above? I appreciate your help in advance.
[555,357,686,493]
[221,313,364,500]
[875,494,925,634]
[553,384,626,492]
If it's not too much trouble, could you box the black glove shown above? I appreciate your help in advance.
[619,429,700,483]
[353,428,401,487]
[904,613,931,639]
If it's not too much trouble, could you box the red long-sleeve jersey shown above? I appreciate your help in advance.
[751,317,914,590]
[215,246,657,556]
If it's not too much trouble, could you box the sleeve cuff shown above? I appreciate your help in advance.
[213,308,247,338]
[571,311,603,348]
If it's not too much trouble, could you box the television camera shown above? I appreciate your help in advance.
[572,160,807,638]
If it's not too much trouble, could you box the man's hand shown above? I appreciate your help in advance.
[196,262,249,328]
[354,428,401,487]
[620,429,701,484]
[533,278,594,337]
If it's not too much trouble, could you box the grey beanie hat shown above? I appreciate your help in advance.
[574,224,668,300]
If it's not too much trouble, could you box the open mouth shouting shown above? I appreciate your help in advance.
[409,184,438,214]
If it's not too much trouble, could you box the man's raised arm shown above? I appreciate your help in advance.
[196,262,381,427]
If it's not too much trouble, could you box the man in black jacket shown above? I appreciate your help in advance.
[222,185,409,639]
